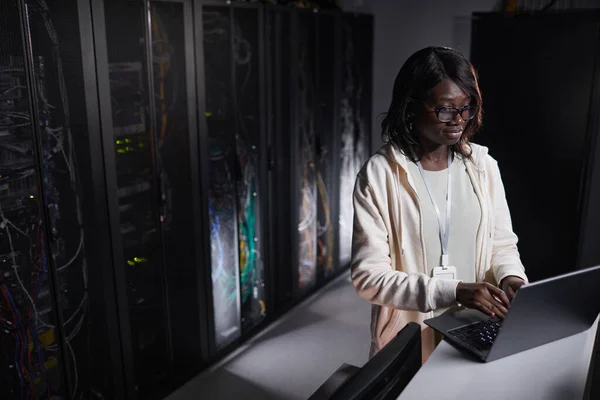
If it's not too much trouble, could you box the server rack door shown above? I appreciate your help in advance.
[315,11,341,283]
[0,1,71,397]
[95,0,207,396]
[98,0,172,394]
[148,0,207,381]
[265,7,294,312]
[24,0,127,398]
[470,13,599,282]
[338,13,372,270]
[231,5,268,334]
[294,10,318,295]
[1,0,125,397]
[201,4,243,351]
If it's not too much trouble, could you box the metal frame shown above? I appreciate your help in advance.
[289,8,301,299]
[17,0,72,395]
[264,5,295,314]
[264,5,276,319]
[185,0,211,365]
[194,0,218,359]
[142,0,175,373]
[77,0,127,397]
[227,3,243,346]
[330,10,343,277]
[257,5,269,333]
[89,0,138,397]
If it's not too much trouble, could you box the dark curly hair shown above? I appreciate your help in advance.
[381,46,483,162]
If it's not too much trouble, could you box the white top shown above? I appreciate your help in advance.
[407,155,482,315]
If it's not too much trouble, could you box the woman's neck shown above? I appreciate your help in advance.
[418,144,450,171]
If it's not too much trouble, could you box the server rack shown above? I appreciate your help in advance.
[91,0,209,398]
[265,6,295,311]
[0,0,123,398]
[289,8,345,297]
[198,2,269,355]
[338,12,373,269]
[315,10,342,284]
[1,1,374,398]
[198,3,373,359]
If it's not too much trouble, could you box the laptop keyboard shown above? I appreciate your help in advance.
[447,318,504,352]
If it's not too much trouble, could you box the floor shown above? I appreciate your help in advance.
[166,272,371,400]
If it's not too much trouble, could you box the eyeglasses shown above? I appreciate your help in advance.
[423,102,478,123]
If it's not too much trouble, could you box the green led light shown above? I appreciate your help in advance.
[205,112,212,117]
[127,260,135,266]
[125,138,132,144]
[29,195,34,199]
[116,139,124,145]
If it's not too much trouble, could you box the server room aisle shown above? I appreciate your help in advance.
[166,272,371,400]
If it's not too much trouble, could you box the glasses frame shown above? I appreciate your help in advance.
[422,101,478,123]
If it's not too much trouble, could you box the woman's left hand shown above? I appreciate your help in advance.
[500,276,526,302]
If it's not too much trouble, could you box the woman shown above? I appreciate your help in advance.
[350,46,529,363]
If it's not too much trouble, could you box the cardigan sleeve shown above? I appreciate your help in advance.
[350,172,461,312]
[488,158,529,285]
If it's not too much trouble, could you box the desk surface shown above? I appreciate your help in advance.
[398,318,599,400]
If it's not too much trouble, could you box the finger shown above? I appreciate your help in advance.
[473,301,496,317]
[488,296,509,318]
[487,284,510,308]
[506,286,516,301]
[480,295,507,318]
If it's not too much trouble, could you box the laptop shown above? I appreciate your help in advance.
[424,265,600,363]
[582,313,600,400]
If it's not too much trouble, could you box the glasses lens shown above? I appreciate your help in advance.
[462,105,477,121]
[437,109,454,122]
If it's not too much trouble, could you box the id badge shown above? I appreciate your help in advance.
[432,266,457,280]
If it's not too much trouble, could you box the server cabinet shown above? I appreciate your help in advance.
[338,13,373,269]
[291,9,343,296]
[470,11,600,282]
[315,12,342,284]
[200,2,268,352]
[1,1,375,398]
[293,10,319,294]
[92,0,207,397]
[265,7,294,309]
[1,0,121,398]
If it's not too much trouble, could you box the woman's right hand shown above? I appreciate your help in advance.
[456,282,511,318]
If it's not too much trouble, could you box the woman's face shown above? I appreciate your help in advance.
[411,78,471,148]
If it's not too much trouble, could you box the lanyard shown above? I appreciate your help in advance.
[416,150,453,267]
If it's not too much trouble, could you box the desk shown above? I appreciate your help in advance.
[398,318,599,400]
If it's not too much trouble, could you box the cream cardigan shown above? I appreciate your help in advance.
[350,142,528,363]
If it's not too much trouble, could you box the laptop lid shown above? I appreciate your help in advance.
[486,265,600,361]
[582,318,600,400]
